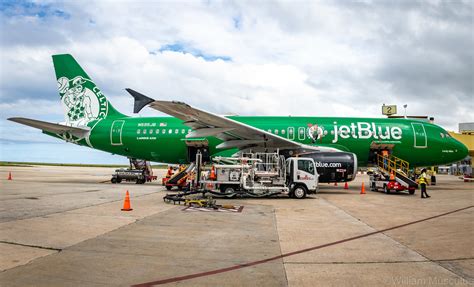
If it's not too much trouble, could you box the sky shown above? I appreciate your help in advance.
[0,0,473,164]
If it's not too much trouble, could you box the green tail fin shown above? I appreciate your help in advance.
[52,54,125,126]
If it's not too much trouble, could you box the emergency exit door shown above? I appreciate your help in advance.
[111,120,125,145]
[411,122,427,148]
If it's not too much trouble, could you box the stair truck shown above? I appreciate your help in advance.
[369,154,417,194]
[199,152,319,199]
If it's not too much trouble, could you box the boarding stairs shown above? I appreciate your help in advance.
[376,154,418,190]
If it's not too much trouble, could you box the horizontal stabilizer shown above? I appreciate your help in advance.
[126,88,155,114]
[8,117,90,138]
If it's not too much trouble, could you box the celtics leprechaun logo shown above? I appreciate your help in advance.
[57,76,108,126]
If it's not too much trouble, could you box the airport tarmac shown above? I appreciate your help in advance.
[0,165,472,286]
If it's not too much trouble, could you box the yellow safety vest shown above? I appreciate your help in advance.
[419,172,427,184]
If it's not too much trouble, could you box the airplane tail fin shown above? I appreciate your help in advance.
[52,54,125,126]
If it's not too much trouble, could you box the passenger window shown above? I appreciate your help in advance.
[137,130,141,134]
[274,129,279,135]
[143,129,147,134]
[281,129,285,135]
[181,129,185,134]
[168,129,172,134]
[162,129,166,134]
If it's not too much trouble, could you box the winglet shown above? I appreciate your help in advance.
[126,88,155,114]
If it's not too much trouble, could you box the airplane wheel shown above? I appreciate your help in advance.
[293,185,307,199]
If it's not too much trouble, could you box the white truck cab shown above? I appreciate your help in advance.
[286,157,319,199]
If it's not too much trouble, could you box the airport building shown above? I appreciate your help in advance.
[447,122,473,176]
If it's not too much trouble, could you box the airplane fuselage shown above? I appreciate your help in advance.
[49,116,468,167]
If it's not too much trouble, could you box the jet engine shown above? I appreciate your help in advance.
[303,152,358,183]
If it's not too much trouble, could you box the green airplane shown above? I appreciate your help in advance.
[9,54,468,183]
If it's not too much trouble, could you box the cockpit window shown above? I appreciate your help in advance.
[440,133,445,138]
[445,133,451,138]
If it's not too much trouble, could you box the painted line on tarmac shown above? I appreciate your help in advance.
[132,205,473,287]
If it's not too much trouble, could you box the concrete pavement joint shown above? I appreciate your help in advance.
[284,257,474,264]
[273,207,289,287]
[0,189,162,223]
[132,205,473,286]
[321,197,473,281]
[0,240,62,252]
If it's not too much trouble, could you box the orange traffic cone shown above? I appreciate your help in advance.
[209,166,216,181]
[344,182,348,190]
[360,182,366,194]
[389,172,395,181]
[121,190,133,211]
[7,172,12,180]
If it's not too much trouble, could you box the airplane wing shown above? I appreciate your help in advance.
[8,117,90,138]
[126,89,339,152]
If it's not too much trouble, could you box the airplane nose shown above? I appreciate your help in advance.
[454,139,469,161]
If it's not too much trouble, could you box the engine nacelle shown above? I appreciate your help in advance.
[303,152,358,183]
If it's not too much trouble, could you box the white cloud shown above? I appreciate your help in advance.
[0,0,472,163]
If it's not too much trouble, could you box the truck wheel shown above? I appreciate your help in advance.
[116,178,122,183]
[223,186,236,194]
[384,185,390,194]
[111,177,117,184]
[293,185,307,199]
[165,186,172,191]
[408,189,415,195]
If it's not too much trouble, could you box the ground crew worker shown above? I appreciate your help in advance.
[419,168,430,198]
[382,149,389,171]
[166,166,173,178]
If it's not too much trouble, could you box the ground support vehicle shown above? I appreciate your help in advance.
[111,169,147,184]
[199,152,319,199]
[111,158,156,184]
[162,163,195,191]
[369,171,416,194]
[369,172,415,194]
[368,154,417,195]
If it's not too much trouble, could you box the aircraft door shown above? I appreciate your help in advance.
[411,123,427,148]
[111,120,125,145]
